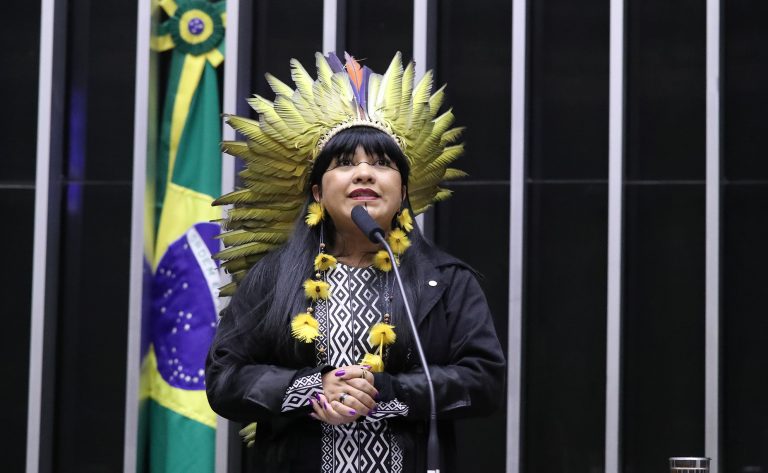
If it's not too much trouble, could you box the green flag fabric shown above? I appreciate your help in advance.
[141,1,226,472]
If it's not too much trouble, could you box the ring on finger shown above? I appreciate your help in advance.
[339,393,348,404]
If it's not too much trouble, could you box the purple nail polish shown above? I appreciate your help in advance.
[324,402,330,410]
[335,370,346,377]
[349,410,356,416]
[314,392,321,401]
[308,399,313,406]
[374,393,380,401]
[362,365,371,370]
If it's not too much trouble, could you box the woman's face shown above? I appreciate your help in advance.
[312,145,405,233]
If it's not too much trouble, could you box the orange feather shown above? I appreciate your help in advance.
[344,54,364,91]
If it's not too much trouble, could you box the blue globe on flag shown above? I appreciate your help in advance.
[152,222,221,390]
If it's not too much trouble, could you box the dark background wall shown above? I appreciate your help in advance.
[622,1,706,471]
[722,1,768,472]
[523,0,609,471]
[522,0,767,472]
[0,2,40,473]
[5,0,136,471]
[51,0,136,471]
[433,0,511,470]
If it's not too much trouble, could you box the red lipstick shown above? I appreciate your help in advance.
[349,188,380,199]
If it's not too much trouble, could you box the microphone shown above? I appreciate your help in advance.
[351,205,441,473]
[351,205,385,243]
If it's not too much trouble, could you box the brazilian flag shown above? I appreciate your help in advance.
[140,1,226,471]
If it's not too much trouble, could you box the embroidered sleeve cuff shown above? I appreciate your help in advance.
[280,372,324,412]
[364,398,409,422]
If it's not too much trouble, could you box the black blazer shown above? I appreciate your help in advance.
[205,247,506,472]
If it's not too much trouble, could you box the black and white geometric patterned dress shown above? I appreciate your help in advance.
[281,263,409,472]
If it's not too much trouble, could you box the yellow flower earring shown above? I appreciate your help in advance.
[290,206,337,344]
[305,202,324,227]
[397,208,413,232]
[387,228,411,254]
[373,209,412,273]
[361,322,397,373]
[372,251,393,272]
[291,312,320,343]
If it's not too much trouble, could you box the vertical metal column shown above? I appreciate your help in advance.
[323,0,338,54]
[507,0,527,471]
[413,0,436,237]
[216,0,242,471]
[26,0,54,469]
[123,0,152,470]
[27,0,65,471]
[705,0,721,470]
[605,0,625,471]
[413,0,428,79]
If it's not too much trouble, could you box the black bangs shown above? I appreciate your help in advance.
[309,127,410,187]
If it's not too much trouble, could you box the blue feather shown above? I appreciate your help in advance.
[325,52,345,73]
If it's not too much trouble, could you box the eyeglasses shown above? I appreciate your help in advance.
[326,156,399,173]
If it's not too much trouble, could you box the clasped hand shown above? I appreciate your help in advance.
[309,365,378,425]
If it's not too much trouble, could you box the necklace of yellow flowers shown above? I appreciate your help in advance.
[290,203,414,373]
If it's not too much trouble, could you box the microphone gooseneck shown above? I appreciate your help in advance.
[350,205,440,473]
[351,205,385,243]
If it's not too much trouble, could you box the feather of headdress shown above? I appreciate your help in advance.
[290,58,315,101]
[344,52,365,109]
[221,257,252,274]
[358,66,372,113]
[265,73,294,97]
[248,96,302,140]
[224,115,265,142]
[218,281,239,297]
[344,53,364,90]
[423,143,464,173]
[429,84,446,112]
[395,61,415,130]
[316,53,334,84]
[412,70,433,109]
[214,241,281,260]
[274,95,310,132]
[217,229,291,246]
[375,52,404,119]
[217,51,466,295]
[440,126,465,145]
[443,168,468,181]
[367,73,382,116]
[290,88,320,122]
[212,188,255,206]
[325,52,345,73]
[227,206,295,222]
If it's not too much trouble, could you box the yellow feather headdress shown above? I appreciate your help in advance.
[214,51,466,295]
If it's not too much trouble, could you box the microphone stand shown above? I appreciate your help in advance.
[351,205,439,472]
[374,233,440,473]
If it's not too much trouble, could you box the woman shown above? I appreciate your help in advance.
[205,52,505,472]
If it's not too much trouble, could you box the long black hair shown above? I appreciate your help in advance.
[211,127,433,371]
